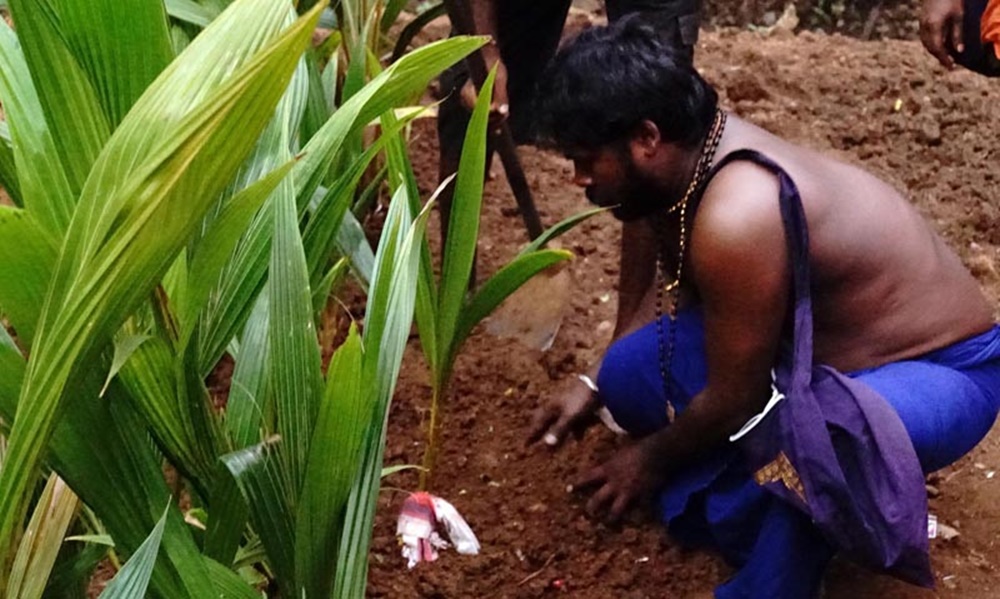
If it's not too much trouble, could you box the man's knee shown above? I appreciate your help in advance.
[596,310,709,436]
[597,325,670,437]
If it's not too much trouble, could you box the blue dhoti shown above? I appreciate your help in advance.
[596,308,1000,598]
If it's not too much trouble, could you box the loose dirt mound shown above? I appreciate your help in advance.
[366,29,1000,599]
[703,0,921,39]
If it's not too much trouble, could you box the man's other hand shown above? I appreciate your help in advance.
[459,58,510,133]
[528,378,600,447]
[921,0,965,68]
[575,439,664,523]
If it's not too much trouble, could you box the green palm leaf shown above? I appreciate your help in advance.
[383,111,440,376]
[5,474,78,599]
[118,333,223,493]
[519,206,610,256]
[292,35,486,211]
[0,336,230,598]
[0,0,325,580]
[97,506,168,599]
[221,439,297,597]
[268,176,324,496]
[195,36,483,373]
[336,211,378,285]
[6,0,110,198]
[0,207,56,342]
[0,122,20,206]
[180,160,296,353]
[164,0,218,27]
[203,465,248,567]
[190,35,309,374]
[58,0,174,128]
[301,108,424,289]
[336,187,435,597]
[226,293,271,450]
[0,21,74,235]
[435,67,496,385]
[0,328,22,410]
[296,323,366,599]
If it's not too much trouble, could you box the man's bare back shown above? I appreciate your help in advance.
[621,116,993,373]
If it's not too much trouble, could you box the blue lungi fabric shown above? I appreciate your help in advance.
[596,308,1000,598]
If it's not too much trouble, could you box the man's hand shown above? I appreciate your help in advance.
[575,437,665,522]
[459,58,510,132]
[528,378,600,447]
[921,0,965,68]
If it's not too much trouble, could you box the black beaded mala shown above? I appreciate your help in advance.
[655,109,727,423]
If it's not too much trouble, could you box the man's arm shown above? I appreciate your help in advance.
[578,165,790,520]
[614,218,659,340]
[529,218,658,445]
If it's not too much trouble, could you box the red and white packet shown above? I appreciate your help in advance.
[396,492,480,568]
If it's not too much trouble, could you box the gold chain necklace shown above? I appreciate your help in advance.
[655,109,727,422]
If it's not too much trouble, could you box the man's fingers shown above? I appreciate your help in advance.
[951,12,965,54]
[459,80,510,124]
[586,484,615,516]
[543,411,578,447]
[528,402,579,447]
[608,494,631,523]
[921,17,954,67]
[574,465,606,492]
[932,34,954,67]
[527,407,558,445]
[933,38,955,67]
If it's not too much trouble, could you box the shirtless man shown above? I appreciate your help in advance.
[529,18,1000,597]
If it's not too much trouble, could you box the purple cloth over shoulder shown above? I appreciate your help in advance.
[713,149,933,587]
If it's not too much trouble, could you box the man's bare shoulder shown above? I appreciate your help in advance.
[692,159,784,253]
[689,160,789,292]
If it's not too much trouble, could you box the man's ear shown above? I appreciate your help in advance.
[629,120,661,160]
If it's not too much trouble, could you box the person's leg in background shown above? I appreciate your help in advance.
[435,1,571,250]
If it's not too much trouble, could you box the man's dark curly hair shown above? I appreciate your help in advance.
[533,15,718,151]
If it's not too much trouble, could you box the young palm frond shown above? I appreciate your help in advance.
[0,0,486,594]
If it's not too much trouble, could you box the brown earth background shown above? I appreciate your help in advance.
[365,2,1000,598]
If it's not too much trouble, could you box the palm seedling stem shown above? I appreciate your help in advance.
[419,380,447,490]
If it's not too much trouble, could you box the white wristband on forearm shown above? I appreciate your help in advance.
[576,374,627,436]
[577,373,599,394]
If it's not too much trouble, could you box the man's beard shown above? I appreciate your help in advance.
[591,161,666,222]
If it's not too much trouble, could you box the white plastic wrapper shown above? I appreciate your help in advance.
[396,492,480,569]
[430,496,480,555]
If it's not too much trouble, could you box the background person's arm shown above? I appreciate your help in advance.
[454,0,510,124]
[921,0,965,68]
